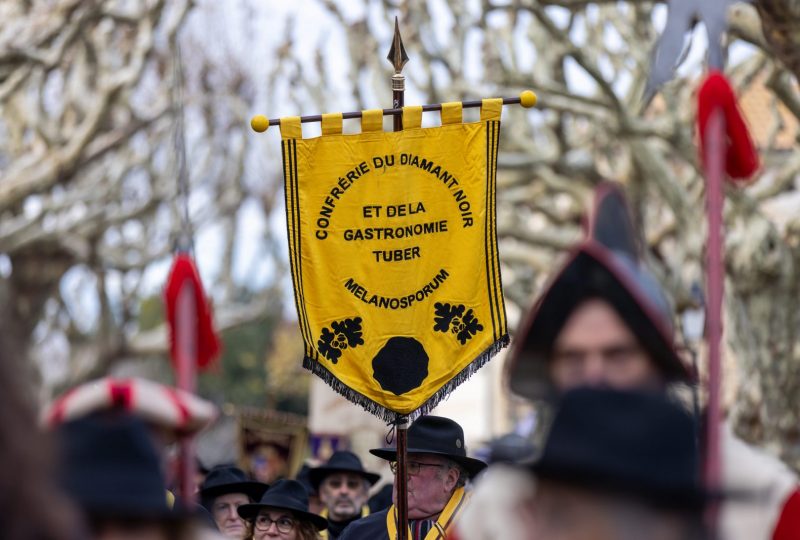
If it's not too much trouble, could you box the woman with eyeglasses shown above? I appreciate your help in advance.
[238,479,328,540]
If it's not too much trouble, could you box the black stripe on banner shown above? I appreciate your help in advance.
[490,121,507,335]
[490,121,503,335]
[287,141,310,358]
[487,121,502,339]
[484,122,497,341]
[282,141,311,358]
[292,140,318,361]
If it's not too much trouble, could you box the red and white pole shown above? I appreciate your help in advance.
[176,279,198,504]
[703,106,725,537]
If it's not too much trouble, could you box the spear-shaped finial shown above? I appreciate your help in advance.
[387,17,409,75]
[644,0,735,103]
[387,16,408,124]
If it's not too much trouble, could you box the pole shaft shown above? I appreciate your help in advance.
[704,107,725,538]
[393,75,404,130]
[391,24,408,535]
[176,281,198,504]
[395,419,409,540]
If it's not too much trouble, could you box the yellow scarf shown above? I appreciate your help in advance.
[385,487,468,539]
[319,505,370,540]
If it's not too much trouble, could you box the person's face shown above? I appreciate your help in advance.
[253,508,298,540]
[529,480,693,540]
[319,472,369,521]
[93,521,171,540]
[549,299,661,391]
[212,492,250,539]
[392,454,460,519]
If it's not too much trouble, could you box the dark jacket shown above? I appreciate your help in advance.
[325,513,367,539]
[337,509,390,540]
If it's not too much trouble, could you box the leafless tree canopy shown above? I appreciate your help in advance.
[1,0,799,466]
[0,0,284,391]
[276,0,800,466]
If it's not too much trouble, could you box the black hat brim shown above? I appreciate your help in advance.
[308,467,381,491]
[237,502,328,531]
[369,447,486,478]
[200,481,269,502]
[507,242,691,399]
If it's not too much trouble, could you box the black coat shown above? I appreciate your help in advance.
[337,509,390,540]
[325,513,368,540]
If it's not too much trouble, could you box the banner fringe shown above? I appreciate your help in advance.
[302,334,509,423]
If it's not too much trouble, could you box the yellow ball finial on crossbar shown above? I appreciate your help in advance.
[250,115,269,133]
[519,90,537,108]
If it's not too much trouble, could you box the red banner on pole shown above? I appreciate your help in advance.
[697,71,760,182]
[164,253,222,373]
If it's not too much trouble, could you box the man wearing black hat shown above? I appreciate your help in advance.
[338,415,485,540]
[506,182,691,399]
[309,451,380,539]
[506,182,800,540]
[58,413,189,540]
[200,465,269,539]
[528,387,708,540]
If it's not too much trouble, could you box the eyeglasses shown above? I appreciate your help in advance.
[254,514,295,533]
[389,461,445,476]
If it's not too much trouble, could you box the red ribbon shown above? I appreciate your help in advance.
[164,253,221,372]
[697,70,759,182]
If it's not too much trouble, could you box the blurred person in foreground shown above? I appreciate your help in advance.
[448,432,538,540]
[0,329,76,540]
[529,387,709,540]
[238,479,328,540]
[57,412,211,540]
[43,375,218,506]
[200,465,269,539]
[503,182,799,539]
[308,451,380,539]
[338,416,486,540]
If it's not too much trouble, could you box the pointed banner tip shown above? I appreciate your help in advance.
[387,17,409,73]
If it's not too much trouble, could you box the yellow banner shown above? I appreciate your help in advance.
[281,101,508,419]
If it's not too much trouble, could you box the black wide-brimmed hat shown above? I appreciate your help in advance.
[370,416,486,478]
[57,412,176,520]
[507,182,692,400]
[531,387,707,511]
[309,451,381,490]
[238,479,328,531]
[199,465,268,503]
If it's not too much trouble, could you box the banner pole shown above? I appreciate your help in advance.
[395,416,410,540]
[387,17,409,540]
[176,279,198,503]
[172,42,197,506]
[703,106,725,539]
